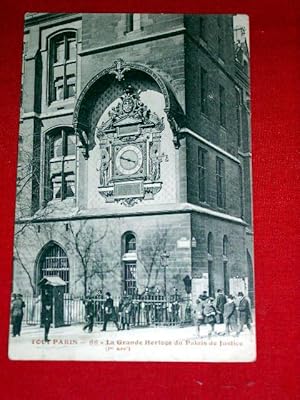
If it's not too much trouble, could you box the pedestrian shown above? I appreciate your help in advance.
[11,293,25,337]
[83,296,94,333]
[102,292,119,331]
[130,289,140,327]
[142,287,152,326]
[203,297,217,338]
[216,289,227,324]
[119,291,132,330]
[236,292,252,336]
[41,289,52,343]
[199,290,209,301]
[193,298,204,337]
[223,295,238,335]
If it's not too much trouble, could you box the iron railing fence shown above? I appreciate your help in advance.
[19,294,194,327]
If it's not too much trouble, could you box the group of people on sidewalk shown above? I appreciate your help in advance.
[82,289,253,337]
[83,291,119,333]
[10,288,253,341]
[82,288,182,333]
[194,289,253,338]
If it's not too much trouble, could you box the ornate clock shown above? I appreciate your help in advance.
[96,85,167,206]
[115,144,143,176]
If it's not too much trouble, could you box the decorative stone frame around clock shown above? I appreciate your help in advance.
[96,85,167,207]
[73,59,186,160]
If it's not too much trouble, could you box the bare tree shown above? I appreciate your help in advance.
[137,226,169,292]
[67,221,118,297]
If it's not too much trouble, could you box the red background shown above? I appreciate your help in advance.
[0,1,299,398]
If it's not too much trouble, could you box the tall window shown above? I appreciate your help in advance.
[200,67,208,115]
[199,16,207,41]
[123,232,137,295]
[198,147,207,202]
[207,232,214,256]
[222,235,229,295]
[223,235,228,257]
[218,36,224,60]
[38,243,70,293]
[49,32,76,103]
[45,127,76,202]
[216,157,225,208]
[236,88,242,146]
[217,16,224,60]
[207,232,214,296]
[219,85,226,127]
[126,14,141,32]
[239,165,244,218]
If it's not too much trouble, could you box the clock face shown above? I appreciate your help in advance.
[115,145,143,176]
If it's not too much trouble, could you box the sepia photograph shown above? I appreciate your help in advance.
[9,13,255,362]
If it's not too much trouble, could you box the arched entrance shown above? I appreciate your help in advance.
[36,242,70,293]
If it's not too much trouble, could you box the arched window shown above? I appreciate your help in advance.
[223,235,228,257]
[207,232,214,255]
[49,31,76,103]
[125,233,136,253]
[44,127,76,202]
[38,242,70,293]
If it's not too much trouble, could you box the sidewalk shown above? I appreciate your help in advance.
[8,322,256,362]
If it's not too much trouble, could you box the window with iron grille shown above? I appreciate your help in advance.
[38,243,70,293]
[44,127,76,202]
[124,262,137,296]
[198,147,207,202]
[216,157,225,208]
[49,31,76,104]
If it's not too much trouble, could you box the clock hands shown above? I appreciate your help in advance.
[120,155,136,164]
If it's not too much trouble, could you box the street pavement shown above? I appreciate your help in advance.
[8,322,256,362]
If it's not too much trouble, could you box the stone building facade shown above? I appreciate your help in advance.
[14,13,253,301]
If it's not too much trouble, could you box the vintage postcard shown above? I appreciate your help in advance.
[9,13,255,362]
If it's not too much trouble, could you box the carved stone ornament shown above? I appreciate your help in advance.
[109,58,131,81]
[96,85,168,206]
[96,85,164,138]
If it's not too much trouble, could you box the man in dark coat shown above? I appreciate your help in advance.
[119,291,132,330]
[223,295,237,335]
[216,289,227,324]
[102,292,119,331]
[236,292,252,335]
[11,294,25,337]
[203,297,217,338]
[83,296,94,333]
[41,289,52,342]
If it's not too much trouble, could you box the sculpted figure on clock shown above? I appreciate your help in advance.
[97,149,110,186]
[150,149,162,181]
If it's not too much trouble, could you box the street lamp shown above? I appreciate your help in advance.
[160,250,170,297]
